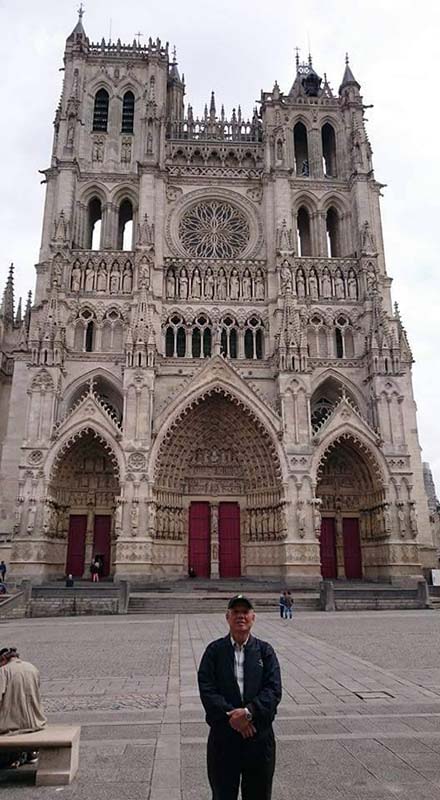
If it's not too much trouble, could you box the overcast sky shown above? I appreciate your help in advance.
[0,0,439,490]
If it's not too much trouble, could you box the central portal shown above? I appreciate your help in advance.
[189,501,241,578]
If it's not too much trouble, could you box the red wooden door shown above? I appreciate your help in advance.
[219,503,241,578]
[93,515,112,577]
[320,517,337,579]
[66,515,87,577]
[189,502,210,578]
[343,518,362,580]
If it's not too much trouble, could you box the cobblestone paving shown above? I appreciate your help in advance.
[3,611,440,798]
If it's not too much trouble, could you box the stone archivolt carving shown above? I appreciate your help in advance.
[164,259,266,302]
[127,452,146,471]
[68,254,134,295]
[179,201,250,259]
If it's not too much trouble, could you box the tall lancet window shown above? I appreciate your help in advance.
[93,89,109,132]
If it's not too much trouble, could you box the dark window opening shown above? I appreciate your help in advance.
[192,328,201,358]
[294,122,309,176]
[203,328,212,357]
[93,89,109,132]
[117,199,133,251]
[121,91,135,133]
[297,206,312,256]
[176,327,186,357]
[326,207,341,257]
[244,329,253,359]
[335,328,344,359]
[221,329,227,357]
[229,329,237,359]
[322,123,337,177]
[256,329,263,359]
[87,197,102,250]
[165,327,174,357]
[85,321,94,352]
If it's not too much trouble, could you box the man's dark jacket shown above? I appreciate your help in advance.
[198,634,282,738]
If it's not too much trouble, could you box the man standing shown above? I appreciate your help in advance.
[0,561,6,582]
[198,595,282,800]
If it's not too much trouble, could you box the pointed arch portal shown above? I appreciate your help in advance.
[316,433,386,581]
[153,389,285,578]
[48,429,120,578]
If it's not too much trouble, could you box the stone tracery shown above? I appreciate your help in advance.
[178,201,250,258]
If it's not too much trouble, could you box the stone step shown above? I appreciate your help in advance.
[128,594,320,614]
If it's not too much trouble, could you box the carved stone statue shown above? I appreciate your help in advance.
[122,265,133,293]
[85,264,95,292]
[179,268,189,300]
[71,262,82,292]
[130,501,139,532]
[204,268,214,299]
[138,213,154,246]
[110,264,120,294]
[230,269,240,300]
[347,271,358,300]
[217,269,227,301]
[167,269,176,299]
[295,269,305,297]
[309,270,319,300]
[191,268,202,299]
[96,263,107,292]
[322,268,332,299]
[242,269,252,300]
[254,269,265,300]
[335,272,345,299]
[361,221,376,254]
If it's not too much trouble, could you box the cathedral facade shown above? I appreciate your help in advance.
[0,14,435,584]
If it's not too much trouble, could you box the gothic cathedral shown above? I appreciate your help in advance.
[0,13,435,584]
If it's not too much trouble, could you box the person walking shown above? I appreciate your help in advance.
[198,594,282,800]
[0,646,46,768]
[283,591,293,620]
[278,591,285,619]
[0,561,6,582]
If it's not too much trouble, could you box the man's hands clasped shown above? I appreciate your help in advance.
[227,708,256,738]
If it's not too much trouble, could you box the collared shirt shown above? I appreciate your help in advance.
[230,635,249,700]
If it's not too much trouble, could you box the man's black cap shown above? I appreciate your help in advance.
[227,594,254,610]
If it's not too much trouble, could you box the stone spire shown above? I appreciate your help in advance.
[1,263,15,325]
[169,46,181,82]
[66,4,89,50]
[15,297,22,326]
[339,53,360,94]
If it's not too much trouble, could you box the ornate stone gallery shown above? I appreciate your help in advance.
[0,13,434,583]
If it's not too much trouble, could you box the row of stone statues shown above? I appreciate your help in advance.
[244,506,287,541]
[166,266,265,301]
[70,259,134,294]
[281,262,358,300]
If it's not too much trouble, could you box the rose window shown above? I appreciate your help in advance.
[179,201,249,258]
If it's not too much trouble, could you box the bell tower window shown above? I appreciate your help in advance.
[87,197,102,250]
[297,207,312,256]
[294,122,309,176]
[322,123,337,177]
[117,199,133,251]
[121,91,135,133]
[93,89,109,132]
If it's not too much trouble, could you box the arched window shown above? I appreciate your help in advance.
[326,207,341,257]
[93,89,109,132]
[203,328,212,358]
[87,197,102,250]
[165,327,174,357]
[192,315,212,358]
[85,320,94,352]
[294,122,309,176]
[176,327,186,357]
[220,317,238,358]
[117,199,133,251]
[322,123,337,177]
[192,328,201,358]
[121,91,135,133]
[297,206,312,256]
[335,327,344,358]
[164,315,186,357]
[244,317,264,360]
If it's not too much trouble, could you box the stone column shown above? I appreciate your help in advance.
[210,503,219,579]
[335,512,345,578]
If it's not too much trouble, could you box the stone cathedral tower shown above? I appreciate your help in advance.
[0,13,435,584]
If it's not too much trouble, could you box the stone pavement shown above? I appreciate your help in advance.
[3,610,440,798]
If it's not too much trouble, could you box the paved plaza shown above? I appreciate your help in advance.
[2,609,440,798]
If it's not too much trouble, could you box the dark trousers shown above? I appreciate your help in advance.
[207,727,275,800]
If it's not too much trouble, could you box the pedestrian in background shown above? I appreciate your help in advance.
[0,561,6,582]
[283,591,293,620]
[278,591,285,619]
